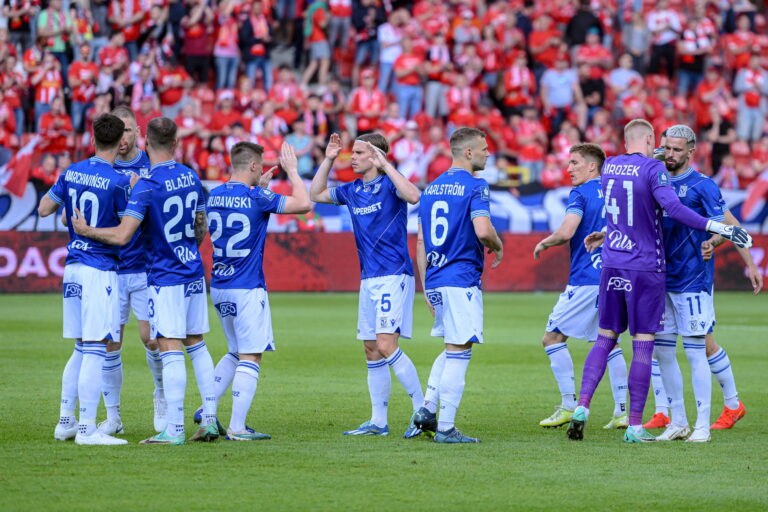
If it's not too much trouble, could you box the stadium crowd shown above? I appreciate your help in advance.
[1,0,767,195]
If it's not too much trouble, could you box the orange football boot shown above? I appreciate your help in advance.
[711,401,746,429]
[643,412,671,429]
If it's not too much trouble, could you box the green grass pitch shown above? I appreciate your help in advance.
[1,292,766,511]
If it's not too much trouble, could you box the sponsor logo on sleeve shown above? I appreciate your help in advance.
[215,302,237,317]
[481,186,490,201]
[658,171,670,186]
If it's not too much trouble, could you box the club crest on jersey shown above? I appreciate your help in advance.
[373,183,381,194]
[678,185,688,197]
[174,245,198,264]
[427,291,443,306]
[139,167,149,178]
[607,277,633,292]
[212,262,236,277]
[63,282,82,298]
[380,317,388,328]
[68,239,91,251]
[215,302,237,317]
[690,320,697,331]
[481,186,490,201]
[184,279,204,297]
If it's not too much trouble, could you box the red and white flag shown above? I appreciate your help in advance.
[0,136,40,197]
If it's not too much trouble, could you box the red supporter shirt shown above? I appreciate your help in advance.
[348,87,386,132]
[98,45,129,69]
[0,103,16,146]
[393,53,423,86]
[135,108,162,134]
[34,69,62,104]
[0,71,23,109]
[517,119,545,161]
[108,0,143,42]
[329,0,351,17]
[157,66,191,106]
[39,112,72,153]
[576,43,612,79]
[210,109,244,133]
[309,8,327,43]
[503,65,536,106]
[68,61,99,103]
[727,30,755,69]
[529,29,561,68]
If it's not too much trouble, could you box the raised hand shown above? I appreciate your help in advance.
[280,142,299,176]
[366,141,388,170]
[259,166,277,188]
[325,132,342,160]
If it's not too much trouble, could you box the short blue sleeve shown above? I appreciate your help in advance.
[565,189,585,216]
[195,178,206,213]
[46,173,67,205]
[699,179,728,221]
[114,174,131,217]
[252,187,287,214]
[123,180,152,222]
[329,182,351,206]
[470,180,490,219]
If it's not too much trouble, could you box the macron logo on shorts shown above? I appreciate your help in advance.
[215,302,237,317]
[607,277,633,292]
[184,279,204,297]
[63,282,82,298]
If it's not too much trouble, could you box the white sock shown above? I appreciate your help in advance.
[78,343,107,436]
[367,358,390,427]
[386,348,424,411]
[60,341,83,421]
[544,343,576,410]
[185,341,217,426]
[654,339,687,426]
[606,347,628,417]
[437,349,471,432]
[161,351,186,435]
[230,361,260,432]
[683,336,711,430]
[708,348,739,409]
[145,348,164,396]
[650,358,669,415]
[102,349,122,423]
[214,352,240,400]
[423,351,446,414]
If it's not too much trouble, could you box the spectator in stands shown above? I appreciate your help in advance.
[726,14,757,72]
[270,65,304,126]
[198,134,230,181]
[108,0,144,61]
[423,124,452,183]
[393,37,424,120]
[98,31,130,79]
[424,32,451,121]
[452,10,480,56]
[129,62,158,112]
[302,0,331,87]
[540,53,582,135]
[380,102,405,143]
[1,54,24,137]
[646,0,682,79]
[182,0,214,84]
[3,0,34,52]
[347,68,386,136]
[68,43,99,134]
[321,76,346,133]
[529,14,564,82]
[209,89,243,138]
[677,18,712,97]
[622,11,650,74]
[695,64,733,129]
[704,104,736,174]
[499,53,535,118]
[302,94,328,147]
[31,51,63,131]
[38,94,73,155]
[0,89,17,167]
[328,0,352,52]
[713,154,740,190]
[134,93,162,135]
[576,28,612,81]
[377,9,403,95]
[734,53,768,143]
[351,0,383,88]
[577,62,604,129]
[212,0,240,91]
[157,55,193,119]
[565,0,602,48]
[516,105,547,181]
[37,0,75,84]
[239,0,274,91]
[393,119,425,184]
[285,119,315,178]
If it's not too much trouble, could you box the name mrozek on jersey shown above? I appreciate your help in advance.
[207,196,252,209]
[65,170,111,190]
[603,164,640,176]
[423,183,466,196]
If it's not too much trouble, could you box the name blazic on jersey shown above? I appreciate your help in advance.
[207,196,252,209]
[164,172,197,192]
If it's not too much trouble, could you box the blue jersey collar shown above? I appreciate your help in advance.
[362,174,384,185]
[150,160,176,172]
[90,156,112,166]
[447,167,471,174]
[226,180,249,188]
[115,150,145,166]
[670,166,695,182]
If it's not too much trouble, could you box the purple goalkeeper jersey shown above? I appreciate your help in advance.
[601,153,709,273]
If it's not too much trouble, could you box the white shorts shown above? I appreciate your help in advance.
[427,286,483,345]
[657,290,715,337]
[148,277,210,340]
[545,285,600,342]
[118,272,149,325]
[62,263,120,342]
[357,274,415,341]
[211,287,274,354]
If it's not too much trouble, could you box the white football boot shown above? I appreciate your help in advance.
[685,427,711,443]
[75,430,128,445]
[655,424,691,441]
[54,418,79,441]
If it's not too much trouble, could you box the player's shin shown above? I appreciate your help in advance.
[78,342,107,436]
[654,339,687,426]
[161,350,186,435]
[230,360,259,433]
[60,341,83,422]
[385,347,424,410]
[628,340,654,428]
[683,336,711,430]
[214,352,240,399]
[423,350,446,413]
[577,334,617,408]
[185,340,217,425]
[650,359,670,415]
[145,346,164,394]
[545,342,576,410]
[606,347,628,417]
[102,348,123,423]
[708,348,739,409]
[437,349,472,432]
[366,357,391,427]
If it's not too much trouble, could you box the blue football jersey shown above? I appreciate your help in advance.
[46,156,131,271]
[113,150,151,274]
[418,168,490,289]
[207,181,286,289]
[123,160,206,286]
[565,178,604,286]
[663,167,728,293]
[329,173,414,279]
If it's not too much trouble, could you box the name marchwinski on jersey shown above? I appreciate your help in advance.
[65,170,111,190]
[208,195,252,209]
[423,183,466,196]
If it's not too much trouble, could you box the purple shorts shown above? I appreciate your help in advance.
[598,268,665,336]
